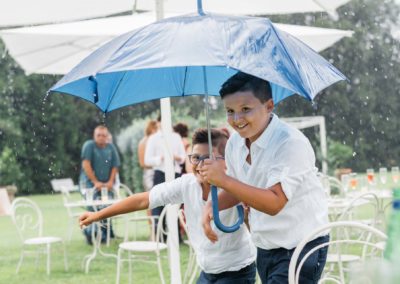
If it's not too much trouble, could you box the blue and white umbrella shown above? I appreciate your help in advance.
[50,0,347,232]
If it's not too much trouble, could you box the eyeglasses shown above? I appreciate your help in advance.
[188,154,224,165]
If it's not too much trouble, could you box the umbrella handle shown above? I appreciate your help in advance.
[211,185,244,233]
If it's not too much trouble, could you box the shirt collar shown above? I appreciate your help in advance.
[252,113,279,149]
[236,113,279,152]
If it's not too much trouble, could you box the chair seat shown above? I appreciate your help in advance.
[327,253,360,263]
[24,236,63,245]
[119,241,168,252]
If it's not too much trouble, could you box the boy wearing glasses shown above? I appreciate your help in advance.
[200,72,329,284]
[79,128,257,283]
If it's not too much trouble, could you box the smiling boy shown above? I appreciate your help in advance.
[79,128,257,283]
[200,72,329,284]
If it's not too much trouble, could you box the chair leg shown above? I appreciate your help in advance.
[35,247,41,270]
[189,264,199,284]
[46,243,51,275]
[62,242,69,271]
[128,251,132,284]
[156,253,165,284]
[107,218,111,246]
[116,249,122,284]
[67,218,73,242]
[16,250,25,274]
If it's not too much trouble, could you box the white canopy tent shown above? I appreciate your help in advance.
[0,13,352,75]
[0,0,134,27]
[137,0,350,20]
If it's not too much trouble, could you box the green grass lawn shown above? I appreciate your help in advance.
[0,194,192,284]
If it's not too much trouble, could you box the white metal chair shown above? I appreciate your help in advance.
[11,197,68,275]
[178,209,199,284]
[288,221,387,284]
[115,183,133,199]
[335,192,380,226]
[116,207,167,284]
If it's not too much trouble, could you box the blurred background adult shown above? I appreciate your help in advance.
[79,125,121,244]
[144,116,186,238]
[173,122,190,175]
[137,119,158,236]
[138,120,159,191]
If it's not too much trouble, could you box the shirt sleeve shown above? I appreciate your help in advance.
[266,138,315,200]
[144,134,163,167]
[81,141,93,161]
[148,176,185,209]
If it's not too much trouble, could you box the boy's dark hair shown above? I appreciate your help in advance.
[173,122,189,138]
[192,128,229,156]
[219,72,272,103]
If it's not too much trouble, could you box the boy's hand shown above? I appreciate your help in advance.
[199,158,227,187]
[79,212,97,228]
[202,202,218,243]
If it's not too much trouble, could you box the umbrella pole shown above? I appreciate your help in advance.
[202,67,244,233]
[202,67,213,157]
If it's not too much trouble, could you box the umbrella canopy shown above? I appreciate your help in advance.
[136,0,350,19]
[49,13,347,113]
[0,0,134,27]
[0,13,352,75]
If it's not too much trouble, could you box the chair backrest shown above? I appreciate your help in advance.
[11,197,43,241]
[50,178,75,193]
[178,209,194,247]
[155,207,168,246]
[288,221,387,284]
[317,173,345,197]
[116,183,133,199]
[328,176,345,197]
[336,192,380,225]
[0,188,12,216]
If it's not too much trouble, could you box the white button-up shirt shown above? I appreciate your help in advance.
[225,114,328,250]
[144,130,186,174]
[149,174,256,273]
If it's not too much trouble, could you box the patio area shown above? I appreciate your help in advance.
[0,193,192,284]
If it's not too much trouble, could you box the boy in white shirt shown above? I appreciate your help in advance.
[200,72,329,284]
[79,128,257,283]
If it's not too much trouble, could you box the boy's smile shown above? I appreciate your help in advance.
[223,90,274,143]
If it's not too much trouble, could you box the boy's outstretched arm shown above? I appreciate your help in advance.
[79,192,150,228]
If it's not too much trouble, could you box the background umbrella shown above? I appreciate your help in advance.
[49,1,346,232]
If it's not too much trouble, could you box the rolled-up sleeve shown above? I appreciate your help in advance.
[266,139,315,200]
[149,177,185,209]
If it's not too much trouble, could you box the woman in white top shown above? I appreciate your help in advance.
[79,128,257,283]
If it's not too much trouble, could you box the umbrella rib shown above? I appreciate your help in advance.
[181,66,188,96]
[104,71,128,112]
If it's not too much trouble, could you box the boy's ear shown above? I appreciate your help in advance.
[266,99,274,112]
